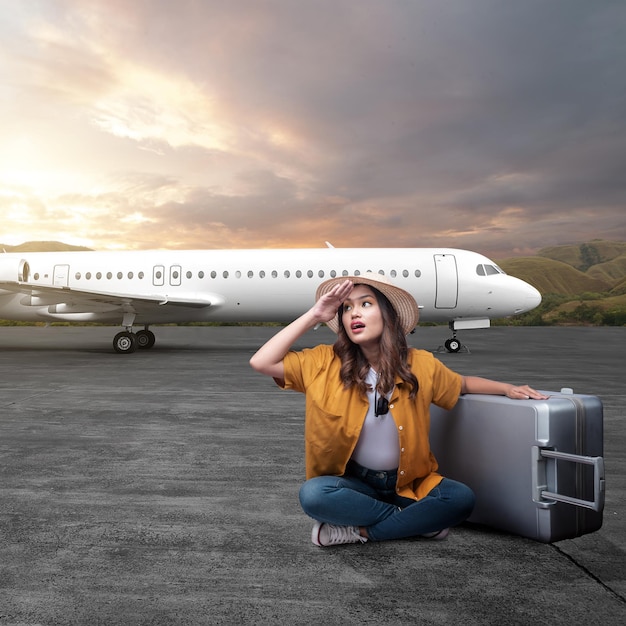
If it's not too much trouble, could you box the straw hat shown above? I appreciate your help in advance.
[315,271,419,335]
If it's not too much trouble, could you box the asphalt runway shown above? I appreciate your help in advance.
[0,325,624,625]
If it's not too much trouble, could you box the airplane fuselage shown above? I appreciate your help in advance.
[0,247,541,352]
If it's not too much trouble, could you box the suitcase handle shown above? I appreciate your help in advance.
[532,447,605,512]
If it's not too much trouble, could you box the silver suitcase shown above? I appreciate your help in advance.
[429,389,605,542]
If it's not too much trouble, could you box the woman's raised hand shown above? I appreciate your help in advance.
[312,280,353,324]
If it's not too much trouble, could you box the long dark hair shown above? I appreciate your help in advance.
[333,285,419,399]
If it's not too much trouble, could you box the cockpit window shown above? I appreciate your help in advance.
[476,264,504,276]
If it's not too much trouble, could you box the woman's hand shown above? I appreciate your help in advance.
[504,385,549,400]
[311,280,353,324]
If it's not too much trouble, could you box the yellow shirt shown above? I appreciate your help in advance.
[281,344,462,501]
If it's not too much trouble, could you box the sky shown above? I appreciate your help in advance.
[1,0,625,259]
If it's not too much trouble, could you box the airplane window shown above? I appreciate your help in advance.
[139,272,144,279]
[117,272,123,279]
[211,271,217,278]
[198,271,204,279]
[342,270,349,276]
[86,272,91,280]
[476,265,486,276]
[330,270,336,277]
[318,270,325,278]
[75,272,81,280]
[284,270,290,278]
[186,271,192,279]
[485,265,499,275]
[248,271,254,278]
[236,271,241,278]
[223,271,229,278]
[494,264,504,274]
[96,272,102,280]
[270,270,277,278]
[34,273,40,280]
[128,272,133,279]
[354,270,361,276]
[107,272,113,280]
[307,270,313,278]
[377,270,385,276]
[296,270,302,278]
[260,270,265,278]
[415,269,421,277]
[155,270,162,280]
[402,270,409,278]
[390,270,397,277]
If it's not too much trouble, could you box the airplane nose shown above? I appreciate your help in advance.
[519,284,542,313]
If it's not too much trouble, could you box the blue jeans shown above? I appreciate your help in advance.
[298,462,475,541]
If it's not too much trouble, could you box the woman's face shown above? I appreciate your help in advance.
[341,285,384,346]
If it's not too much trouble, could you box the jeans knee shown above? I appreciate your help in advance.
[441,478,476,519]
[298,478,327,517]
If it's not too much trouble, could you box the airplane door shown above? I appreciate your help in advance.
[169,265,181,286]
[53,264,70,286]
[434,254,458,308]
[153,265,165,286]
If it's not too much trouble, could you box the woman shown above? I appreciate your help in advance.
[249,273,547,547]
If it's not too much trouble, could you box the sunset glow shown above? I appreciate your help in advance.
[1,1,624,256]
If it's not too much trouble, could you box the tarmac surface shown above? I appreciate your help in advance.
[0,325,624,625]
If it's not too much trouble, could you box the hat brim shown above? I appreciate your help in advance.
[315,273,419,335]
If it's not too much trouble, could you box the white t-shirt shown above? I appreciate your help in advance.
[350,368,399,471]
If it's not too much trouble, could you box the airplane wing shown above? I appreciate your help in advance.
[0,281,222,314]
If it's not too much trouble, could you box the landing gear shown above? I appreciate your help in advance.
[445,336,462,353]
[113,331,137,354]
[435,323,471,354]
[135,328,156,349]
[112,317,156,353]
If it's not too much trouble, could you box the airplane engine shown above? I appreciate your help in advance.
[0,257,30,283]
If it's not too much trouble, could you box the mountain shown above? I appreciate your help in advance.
[498,240,626,295]
[498,240,626,325]
[1,241,93,252]
[536,240,626,272]
[497,257,611,296]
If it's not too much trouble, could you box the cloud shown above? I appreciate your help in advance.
[0,0,624,258]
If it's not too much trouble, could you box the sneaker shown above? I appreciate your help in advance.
[421,527,450,540]
[311,522,368,547]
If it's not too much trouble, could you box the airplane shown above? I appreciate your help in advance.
[0,245,541,354]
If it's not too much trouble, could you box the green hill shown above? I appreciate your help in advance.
[536,240,626,272]
[1,241,92,252]
[585,254,626,286]
[500,240,626,293]
[498,240,626,325]
[610,276,626,296]
[497,257,611,295]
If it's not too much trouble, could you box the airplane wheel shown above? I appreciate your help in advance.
[445,338,461,353]
[113,331,137,354]
[136,329,156,349]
